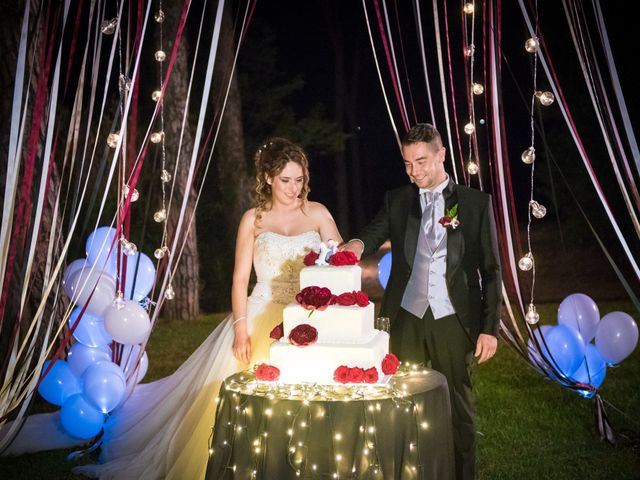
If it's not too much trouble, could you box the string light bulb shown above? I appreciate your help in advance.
[165,284,175,300]
[467,161,479,175]
[521,146,535,164]
[150,132,164,144]
[154,246,169,259]
[472,83,484,95]
[154,50,166,62]
[529,200,547,219]
[160,169,172,183]
[154,9,165,23]
[120,238,137,256]
[107,133,120,148]
[151,90,162,102]
[153,209,167,223]
[123,184,139,202]
[100,18,118,35]
[535,90,555,106]
[525,303,540,324]
[465,44,475,57]
[518,252,534,271]
[463,3,474,14]
[464,122,475,135]
[525,37,538,53]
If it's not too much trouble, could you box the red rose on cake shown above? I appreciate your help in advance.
[364,367,379,384]
[303,251,319,266]
[295,286,335,311]
[328,251,358,266]
[269,322,284,340]
[334,291,369,307]
[381,353,401,375]
[333,365,350,384]
[348,367,365,383]
[255,363,280,381]
[288,324,318,347]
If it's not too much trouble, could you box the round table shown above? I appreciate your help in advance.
[206,368,454,479]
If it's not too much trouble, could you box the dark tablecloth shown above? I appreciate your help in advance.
[206,369,454,479]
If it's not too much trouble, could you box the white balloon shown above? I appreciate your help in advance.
[68,307,113,348]
[63,259,89,298]
[117,344,149,384]
[67,269,116,317]
[86,226,118,276]
[67,342,112,377]
[104,301,151,345]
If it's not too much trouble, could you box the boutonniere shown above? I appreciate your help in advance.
[439,203,460,229]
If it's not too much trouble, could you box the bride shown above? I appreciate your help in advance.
[4,138,342,479]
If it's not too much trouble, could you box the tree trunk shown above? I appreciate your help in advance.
[158,1,199,321]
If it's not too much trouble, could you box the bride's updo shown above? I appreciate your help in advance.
[254,137,310,222]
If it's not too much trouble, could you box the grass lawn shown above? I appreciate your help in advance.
[1,304,639,479]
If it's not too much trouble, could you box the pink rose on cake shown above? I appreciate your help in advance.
[269,322,284,340]
[295,286,335,311]
[303,251,319,266]
[334,365,350,384]
[381,353,401,375]
[328,251,358,266]
[255,363,280,381]
[364,367,379,384]
[288,324,318,347]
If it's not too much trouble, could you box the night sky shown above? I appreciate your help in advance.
[241,1,638,239]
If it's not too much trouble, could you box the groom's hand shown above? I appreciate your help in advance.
[339,239,364,260]
[474,333,498,364]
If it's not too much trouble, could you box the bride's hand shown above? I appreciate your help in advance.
[232,328,252,364]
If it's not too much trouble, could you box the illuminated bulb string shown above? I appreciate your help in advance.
[463,2,481,181]
[211,367,425,477]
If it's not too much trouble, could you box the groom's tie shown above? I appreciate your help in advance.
[422,191,438,253]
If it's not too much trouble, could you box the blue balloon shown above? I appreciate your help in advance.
[543,324,586,378]
[68,307,112,348]
[82,361,126,413]
[37,360,82,406]
[60,394,106,439]
[121,252,156,301]
[67,342,111,377]
[377,252,392,289]
[570,344,607,389]
[86,226,118,276]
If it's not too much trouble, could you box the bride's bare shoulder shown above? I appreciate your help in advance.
[306,201,335,219]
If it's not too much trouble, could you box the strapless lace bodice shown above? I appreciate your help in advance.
[249,231,321,304]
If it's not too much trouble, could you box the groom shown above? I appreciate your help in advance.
[343,123,502,480]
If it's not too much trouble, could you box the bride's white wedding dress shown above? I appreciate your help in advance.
[1,231,320,480]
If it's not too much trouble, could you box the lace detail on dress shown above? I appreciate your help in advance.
[249,231,321,305]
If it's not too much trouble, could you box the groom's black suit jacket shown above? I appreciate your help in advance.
[359,179,502,337]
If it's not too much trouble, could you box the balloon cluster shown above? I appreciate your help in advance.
[528,293,638,397]
[38,226,155,439]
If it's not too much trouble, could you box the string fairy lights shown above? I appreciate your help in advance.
[519,0,552,325]
[209,365,431,478]
[462,2,483,179]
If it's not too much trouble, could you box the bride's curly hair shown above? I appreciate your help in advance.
[254,137,310,225]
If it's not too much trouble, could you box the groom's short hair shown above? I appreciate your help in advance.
[402,123,442,148]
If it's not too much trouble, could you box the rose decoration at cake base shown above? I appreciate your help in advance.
[334,365,380,384]
[334,291,369,307]
[255,363,280,381]
[381,353,401,375]
[288,324,318,347]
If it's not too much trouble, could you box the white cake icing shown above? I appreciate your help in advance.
[299,265,361,295]
[266,263,391,384]
[270,331,389,384]
[283,302,375,344]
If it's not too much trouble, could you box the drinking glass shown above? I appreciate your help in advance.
[376,316,390,333]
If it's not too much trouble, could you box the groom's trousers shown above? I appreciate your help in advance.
[392,307,477,480]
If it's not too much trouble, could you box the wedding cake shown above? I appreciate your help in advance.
[257,248,400,385]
